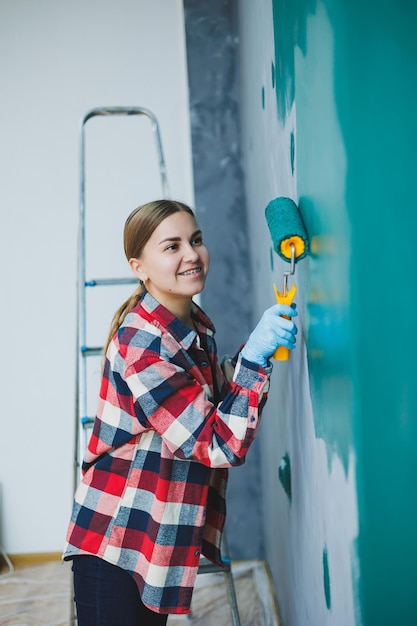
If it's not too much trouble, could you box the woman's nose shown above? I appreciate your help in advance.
[183,244,199,261]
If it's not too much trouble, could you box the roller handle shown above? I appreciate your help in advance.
[273,283,297,361]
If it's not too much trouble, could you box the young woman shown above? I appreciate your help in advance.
[63,199,297,625]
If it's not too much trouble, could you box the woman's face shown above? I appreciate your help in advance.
[130,210,210,312]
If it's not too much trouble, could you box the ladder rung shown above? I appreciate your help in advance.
[81,346,103,356]
[81,416,95,426]
[85,277,137,287]
[198,556,231,574]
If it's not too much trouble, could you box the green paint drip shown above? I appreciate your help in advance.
[323,547,331,610]
[290,131,295,176]
[261,86,265,109]
[269,246,274,272]
[271,60,276,89]
[278,453,292,502]
[271,0,318,122]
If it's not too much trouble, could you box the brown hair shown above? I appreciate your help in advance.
[103,199,195,356]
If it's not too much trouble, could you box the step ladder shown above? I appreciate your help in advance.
[193,534,241,625]
[73,106,169,487]
[71,106,240,626]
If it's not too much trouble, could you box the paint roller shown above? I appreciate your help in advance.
[264,197,309,360]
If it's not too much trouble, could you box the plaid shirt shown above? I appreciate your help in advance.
[64,291,270,614]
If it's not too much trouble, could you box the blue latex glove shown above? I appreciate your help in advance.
[240,304,298,367]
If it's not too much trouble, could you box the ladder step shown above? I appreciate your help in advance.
[81,346,103,356]
[85,277,137,287]
[198,556,231,574]
[81,416,95,427]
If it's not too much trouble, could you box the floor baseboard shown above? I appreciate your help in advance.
[7,552,62,568]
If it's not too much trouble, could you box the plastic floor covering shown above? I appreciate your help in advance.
[0,559,281,626]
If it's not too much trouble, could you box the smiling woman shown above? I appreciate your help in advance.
[63,199,298,625]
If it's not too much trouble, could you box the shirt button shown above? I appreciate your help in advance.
[250,416,256,422]
[195,550,200,557]
[257,376,263,382]
[201,361,208,368]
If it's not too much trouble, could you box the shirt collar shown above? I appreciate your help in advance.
[137,290,215,350]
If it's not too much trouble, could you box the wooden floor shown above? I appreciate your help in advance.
[0,559,281,625]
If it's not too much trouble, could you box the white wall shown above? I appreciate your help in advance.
[0,0,194,554]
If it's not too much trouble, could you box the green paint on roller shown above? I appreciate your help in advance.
[323,547,331,609]
[265,197,309,261]
[261,86,265,109]
[271,61,276,89]
[278,452,292,502]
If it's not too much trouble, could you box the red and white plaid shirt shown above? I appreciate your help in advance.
[64,291,270,614]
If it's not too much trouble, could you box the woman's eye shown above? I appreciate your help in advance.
[165,243,178,251]
[192,236,203,246]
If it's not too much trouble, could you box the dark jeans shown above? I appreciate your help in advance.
[72,555,168,626]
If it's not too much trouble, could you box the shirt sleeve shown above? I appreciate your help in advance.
[121,344,270,469]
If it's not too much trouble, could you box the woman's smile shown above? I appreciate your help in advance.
[178,266,202,276]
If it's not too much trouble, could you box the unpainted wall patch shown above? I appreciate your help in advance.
[278,452,292,502]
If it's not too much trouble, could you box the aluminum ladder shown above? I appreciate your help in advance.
[193,533,241,625]
[73,106,169,490]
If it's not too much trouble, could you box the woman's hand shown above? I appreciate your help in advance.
[240,304,298,367]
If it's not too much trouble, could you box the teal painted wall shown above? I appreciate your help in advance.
[272,0,417,623]
[239,0,358,622]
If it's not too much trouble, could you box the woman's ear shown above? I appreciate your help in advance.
[129,258,147,282]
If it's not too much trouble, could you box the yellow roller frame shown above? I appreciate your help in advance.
[280,235,305,261]
[273,283,297,361]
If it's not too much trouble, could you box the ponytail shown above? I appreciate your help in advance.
[103,283,145,357]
